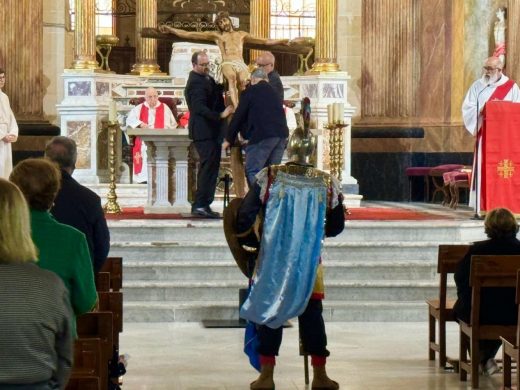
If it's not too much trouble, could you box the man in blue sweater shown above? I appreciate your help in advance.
[223,68,289,186]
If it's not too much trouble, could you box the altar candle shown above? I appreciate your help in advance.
[109,100,117,121]
[332,103,338,124]
[336,103,344,124]
[327,104,333,125]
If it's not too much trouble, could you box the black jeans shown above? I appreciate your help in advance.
[256,299,330,357]
[193,139,221,209]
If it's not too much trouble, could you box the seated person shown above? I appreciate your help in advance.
[45,136,110,273]
[454,207,520,375]
[0,178,73,388]
[10,158,98,332]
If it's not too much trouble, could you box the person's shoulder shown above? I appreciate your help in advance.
[64,173,101,202]
[23,263,68,292]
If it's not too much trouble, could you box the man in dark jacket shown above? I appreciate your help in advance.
[45,136,110,273]
[223,68,288,186]
[185,51,234,219]
[255,51,284,103]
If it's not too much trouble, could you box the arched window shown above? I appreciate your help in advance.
[68,0,114,35]
[270,0,316,40]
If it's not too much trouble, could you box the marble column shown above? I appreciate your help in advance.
[131,0,162,75]
[0,0,44,119]
[506,0,520,83]
[310,0,339,73]
[249,0,271,61]
[70,0,99,69]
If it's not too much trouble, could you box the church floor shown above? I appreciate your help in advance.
[119,321,505,389]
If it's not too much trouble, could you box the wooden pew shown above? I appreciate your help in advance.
[99,291,123,348]
[95,272,110,292]
[101,257,123,292]
[501,269,520,390]
[76,311,114,389]
[459,255,520,388]
[426,244,469,370]
[66,338,102,390]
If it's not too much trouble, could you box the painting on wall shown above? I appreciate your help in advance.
[96,82,110,97]
[68,81,92,97]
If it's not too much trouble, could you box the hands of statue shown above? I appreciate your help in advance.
[222,140,231,151]
[158,25,172,34]
[221,105,235,119]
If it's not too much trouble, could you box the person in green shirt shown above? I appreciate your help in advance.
[10,158,98,325]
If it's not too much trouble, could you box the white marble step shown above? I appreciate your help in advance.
[122,300,430,322]
[107,219,485,243]
[109,241,442,262]
[122,260,438,281]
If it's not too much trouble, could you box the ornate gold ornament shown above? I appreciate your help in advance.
[497,159,515,179]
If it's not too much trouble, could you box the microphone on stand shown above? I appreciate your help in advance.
[472,83,491,220]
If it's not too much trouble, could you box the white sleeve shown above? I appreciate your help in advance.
[462,85,478,136]
[512,83,520,103]
[163,105,178,129]
[126,104,143,129]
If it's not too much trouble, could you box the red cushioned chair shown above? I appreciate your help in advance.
[429,164,465,205]
[405,166,432,202]
[443,168,471,209]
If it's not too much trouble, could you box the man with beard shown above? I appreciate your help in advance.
[185,51,234,218]
[159,11,288,109]
[461,56,520,212]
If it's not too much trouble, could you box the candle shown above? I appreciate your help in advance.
[332,103,338,124]
[336,103,344,124]
[327,104,333,125]
[109,100,117,122]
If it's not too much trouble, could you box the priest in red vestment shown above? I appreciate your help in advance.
[126,87,177,183]
[461,56,520,213]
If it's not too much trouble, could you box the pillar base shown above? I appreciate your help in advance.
[129,63,165,76]
[69,59,100,70]
[306,60,340,74]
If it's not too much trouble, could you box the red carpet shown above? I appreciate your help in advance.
[105,207,450,221]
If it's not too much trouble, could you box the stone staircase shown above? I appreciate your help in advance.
[108,216,487,322]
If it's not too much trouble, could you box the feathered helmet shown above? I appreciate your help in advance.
[287,97,317,165]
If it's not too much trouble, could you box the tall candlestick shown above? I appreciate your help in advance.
[109,100,117,122]
[327,104,333,124]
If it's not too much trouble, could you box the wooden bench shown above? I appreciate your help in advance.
[66,338,102,390]
[76,311,114,389]
[501,269,520,390]
[459,255,520,388]
[426,244,469,370]
[95,272,110,292]
[101,256,123,292]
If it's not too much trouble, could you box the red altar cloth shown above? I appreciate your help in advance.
[481,101,520,214]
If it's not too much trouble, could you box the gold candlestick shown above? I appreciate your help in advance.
[324,122,349,181]
[103,121,122,214]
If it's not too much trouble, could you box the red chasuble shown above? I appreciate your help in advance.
[481,100,520,214]
[132,103,165,174]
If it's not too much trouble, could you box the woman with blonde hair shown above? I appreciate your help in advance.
[454,207,520,376]
[0,178,73,389]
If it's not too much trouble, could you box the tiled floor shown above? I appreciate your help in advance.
[119,321,506,389]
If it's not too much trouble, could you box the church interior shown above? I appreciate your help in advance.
[2,0,520,389]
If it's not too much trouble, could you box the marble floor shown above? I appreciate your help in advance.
[119,321,507,390]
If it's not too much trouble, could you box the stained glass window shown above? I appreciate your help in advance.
[270,0,316,39]
[69,0,114,35]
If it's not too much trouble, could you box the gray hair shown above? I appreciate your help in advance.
[45,136,78,170]
[251,68,268,80]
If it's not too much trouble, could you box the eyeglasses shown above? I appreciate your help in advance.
[257,63,272,67]
[483,66,500,71]
[197,62,210,67]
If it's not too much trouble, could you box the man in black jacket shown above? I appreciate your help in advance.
[185,51,234,219]
[255,51,284,104]
[45,136,110,273]
[223,68,288,186]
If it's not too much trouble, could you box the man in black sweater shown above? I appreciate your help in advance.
[45,136,110,273]
[185,51,234,218]
[256,51,284,103]
[223,68,289,186]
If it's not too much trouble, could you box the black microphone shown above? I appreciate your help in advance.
[472,83,491,220]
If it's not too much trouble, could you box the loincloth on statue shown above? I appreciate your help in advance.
[216,59,250,84]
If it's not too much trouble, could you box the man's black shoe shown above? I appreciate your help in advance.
[191,207,220,219]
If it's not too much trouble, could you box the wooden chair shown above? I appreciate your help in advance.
[501,269,520,390]
[95,272,110,292]
[459,255,520,388]
[66,338,102,390]
[101,256,123,292]
[77,311,114,389]
[426,244,469,370]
